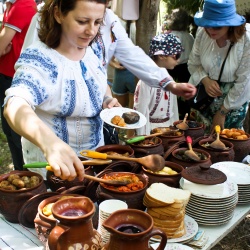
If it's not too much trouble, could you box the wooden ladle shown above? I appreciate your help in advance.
[45,166,132,186]
[176,113,189,130]
[210,125,227,150]
[184,136,200,161]
[80,150,165,172]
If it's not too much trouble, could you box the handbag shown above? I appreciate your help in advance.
[103,122,119,145]
[188,42,234,112]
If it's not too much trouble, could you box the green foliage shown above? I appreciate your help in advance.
[162,0,204,15]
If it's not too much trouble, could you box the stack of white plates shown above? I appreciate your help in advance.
[211,161,250,204]
[180,178,238,226]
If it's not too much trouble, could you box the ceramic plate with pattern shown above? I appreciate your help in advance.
[100,107,147,129]
[151,242,194,250]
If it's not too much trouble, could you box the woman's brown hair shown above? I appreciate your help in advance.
[38,0,107,49]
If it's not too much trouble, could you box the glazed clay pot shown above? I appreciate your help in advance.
[48,196,103,250]
[141,161,184,188]
[196,136,235,164]
[174,120,205,140]
[220,133,250,162]
[46,157,96,192]
[129,137,164,158]
[0,170,47,223]
[96,171,148,211]
[102,209,167,250]
[151,127,185,151]
[165,147,212,169]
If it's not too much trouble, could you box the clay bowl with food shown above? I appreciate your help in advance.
[164,146,212,169]
[129,137,164,158]
[96,170,148,211]
[0,170,47,223]
[196,136,235,163]
[141,161,184,188]
[151,126,185,151]
[34,193,83,244]
[219,129,250,162]
[174,120,205,140]
[46,157,96,192]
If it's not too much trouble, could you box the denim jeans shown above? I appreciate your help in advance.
[0,73,24,170]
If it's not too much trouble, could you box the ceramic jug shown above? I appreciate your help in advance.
[102,209,167,250]
[48,196,103,250]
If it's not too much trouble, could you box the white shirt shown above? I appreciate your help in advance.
[188,24,250,110]
[134,80,179,135]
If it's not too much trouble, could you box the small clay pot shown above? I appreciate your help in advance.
[165,147,212,169]
[196,136,235,163]
[151,127,185,151]
[141,161,184,188]
[0,170,47,223]
[174,120,205,140]
[219,133,250,162]
[96,171,148,211]
[129,137,164,158]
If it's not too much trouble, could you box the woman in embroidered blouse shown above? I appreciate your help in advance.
[134,33,183,135]
[188,0,250,133]
[3,0,120,181]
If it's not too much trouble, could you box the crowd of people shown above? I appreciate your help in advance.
[0,0,249,182]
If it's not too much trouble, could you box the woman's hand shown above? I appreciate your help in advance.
[102,96,122,109]
[202,77,222,97]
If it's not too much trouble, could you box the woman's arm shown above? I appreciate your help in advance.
[4,97,84,181]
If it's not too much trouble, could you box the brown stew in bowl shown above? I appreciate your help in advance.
[174,150,207,162]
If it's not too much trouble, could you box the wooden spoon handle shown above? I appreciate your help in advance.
[183,113,188,123]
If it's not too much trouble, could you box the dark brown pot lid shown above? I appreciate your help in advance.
[181,165,227,185]
[18,192,58,228]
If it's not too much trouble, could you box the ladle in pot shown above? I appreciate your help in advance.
[210,125,227,150]
[80,150,165,172]
[176,113,189,130]
[45,166,132,186]
[184,136,200,162]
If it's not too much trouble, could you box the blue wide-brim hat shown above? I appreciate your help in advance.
[194,0,245,27]
[149,33,184,58]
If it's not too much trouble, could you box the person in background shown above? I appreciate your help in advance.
[4,0,121,181]
[162,8,194,119]
[22,1,197,100]
[134,33,183,135]
[0,0,37,171]
[188,0,250,134]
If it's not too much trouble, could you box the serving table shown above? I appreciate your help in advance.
[0,204,249,250]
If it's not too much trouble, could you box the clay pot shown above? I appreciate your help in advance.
[151,127,185,151]
[34,193,84,244]
[164,146,212,169]
[48,196,103,250]
[96,144,135,170]
[219,133,250,162]
[102,209,167,250]
[0,170,47,223]
[129,137,164,158]
[174,120,205,140]
[46,157,94,192]
[196,136,235,163]
[141,161,184,188]
[96,171,148,211]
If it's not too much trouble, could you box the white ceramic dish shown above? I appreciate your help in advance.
[100,107,147,129]
[151,215,198,244]
[151,242,194,250]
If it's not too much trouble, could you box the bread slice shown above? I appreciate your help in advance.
[146,183,191,206]
[150,206,185,216]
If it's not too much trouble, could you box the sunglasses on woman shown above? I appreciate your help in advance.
[169,54,181,60]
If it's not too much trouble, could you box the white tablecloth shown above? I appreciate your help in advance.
[0,214,44,250]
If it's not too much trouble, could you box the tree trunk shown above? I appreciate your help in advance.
[136,0,161,53]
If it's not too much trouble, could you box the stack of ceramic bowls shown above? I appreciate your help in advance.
[180,178,238,225]
[97,199,128,244]
[211,161,250,204]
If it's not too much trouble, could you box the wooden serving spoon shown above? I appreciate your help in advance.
[210,125,227,150]
[45,166,132,186]
[184,136,200,161]
[176,113,189,130]
[80,150,165,172]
